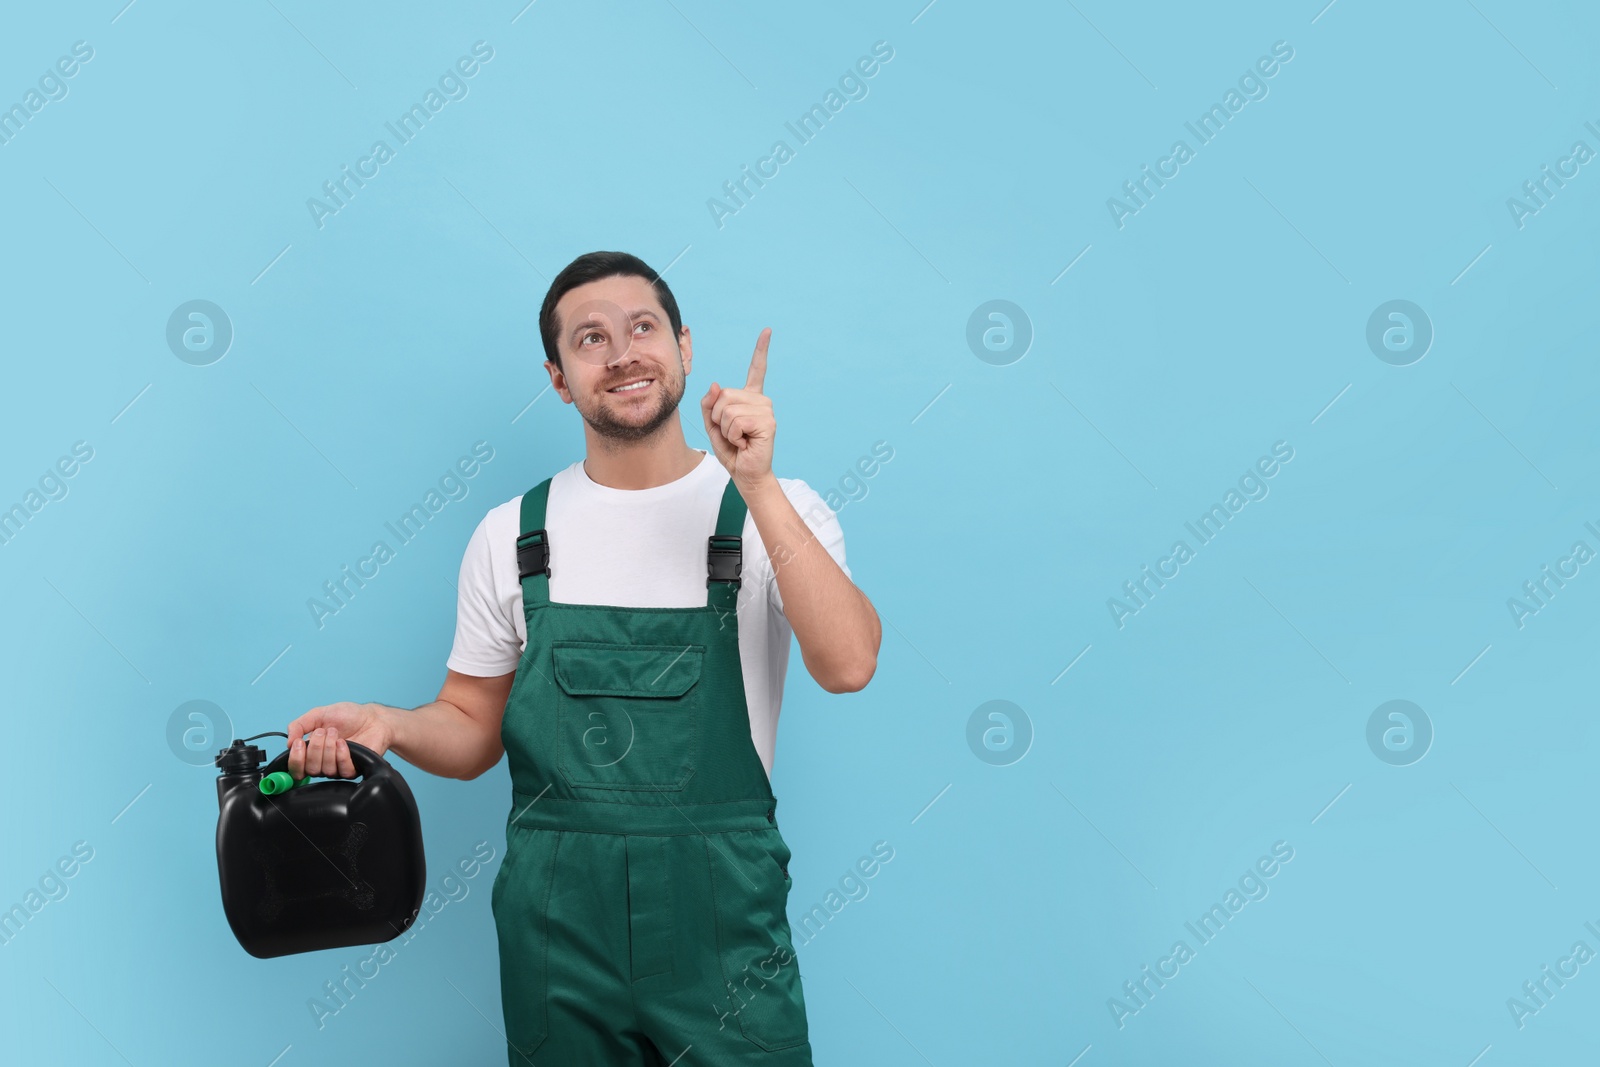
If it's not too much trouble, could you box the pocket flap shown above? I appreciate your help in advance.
[552,642,705,698]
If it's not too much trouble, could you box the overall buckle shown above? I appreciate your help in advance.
[707,534,742,587]
[516,529,551,579]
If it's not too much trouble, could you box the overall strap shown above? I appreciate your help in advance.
[706,477,747,613]
[516,478,553,612]
[519,474,744,613]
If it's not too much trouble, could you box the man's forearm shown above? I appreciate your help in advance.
[740,473,881,692]
[375,700,496,780]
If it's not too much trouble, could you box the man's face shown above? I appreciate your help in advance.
[548,274,690,442]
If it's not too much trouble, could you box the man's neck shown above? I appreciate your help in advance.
[581,423,704,490]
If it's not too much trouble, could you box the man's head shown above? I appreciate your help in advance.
[539,251,691,442]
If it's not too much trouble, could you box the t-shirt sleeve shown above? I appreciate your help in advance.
[762,479,851,619]
[446,514,522,677]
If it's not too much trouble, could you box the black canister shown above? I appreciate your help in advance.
[214,733,426,959]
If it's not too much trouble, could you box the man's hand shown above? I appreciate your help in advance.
[286,702,395,779]
[700,327,776,492]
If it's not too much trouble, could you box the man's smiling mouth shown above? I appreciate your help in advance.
[607,378,653,393]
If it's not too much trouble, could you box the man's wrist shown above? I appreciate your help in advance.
[369,702,402,751]
[734,470,781,501]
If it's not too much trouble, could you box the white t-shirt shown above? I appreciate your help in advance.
[446,450,850,779]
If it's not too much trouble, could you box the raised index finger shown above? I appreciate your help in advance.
[746,328,771,393]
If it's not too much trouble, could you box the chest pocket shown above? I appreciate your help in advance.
[552,641,704,792]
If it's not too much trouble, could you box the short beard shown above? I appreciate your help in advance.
[581,372,685,442]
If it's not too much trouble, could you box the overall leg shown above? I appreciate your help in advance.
[630,830,814,1067]
[494,829,658,1065]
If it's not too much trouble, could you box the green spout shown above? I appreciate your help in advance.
[259,771,310,795]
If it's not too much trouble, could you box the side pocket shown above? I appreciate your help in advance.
[489,833,517,914]
[756,827,793,887]
[491,828,553,1060]
[707,832,810,1052]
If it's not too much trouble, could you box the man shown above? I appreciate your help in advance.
[287,250,881,1065]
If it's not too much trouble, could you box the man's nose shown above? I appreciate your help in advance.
[605,341,641,368]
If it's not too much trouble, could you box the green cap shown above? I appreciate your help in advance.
[259,771,310,795]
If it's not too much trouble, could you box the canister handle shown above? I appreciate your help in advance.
[259,738,388,783]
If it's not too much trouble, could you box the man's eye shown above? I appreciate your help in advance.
[582,331,602,345]
[635,321,651,333]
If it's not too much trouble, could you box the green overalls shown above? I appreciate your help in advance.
[490,476,814,1066]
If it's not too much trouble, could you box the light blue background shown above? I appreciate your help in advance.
[2,0,1597,1063]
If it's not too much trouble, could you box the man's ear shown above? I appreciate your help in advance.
[678,325,693,376]
[546,359,573,404]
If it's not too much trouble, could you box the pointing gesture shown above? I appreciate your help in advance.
[701,328,776,492]
[744,326,768,393]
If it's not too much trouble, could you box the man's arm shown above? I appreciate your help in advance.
[384,669,513,779]
[698,327,880,694]
[742,473,881,693]
[289,669,513,781]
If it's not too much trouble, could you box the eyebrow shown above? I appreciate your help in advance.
[568,307,660,342]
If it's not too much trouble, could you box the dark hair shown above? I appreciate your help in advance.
[538,251,683,371]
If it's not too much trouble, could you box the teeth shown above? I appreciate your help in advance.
[610,380,651,393]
